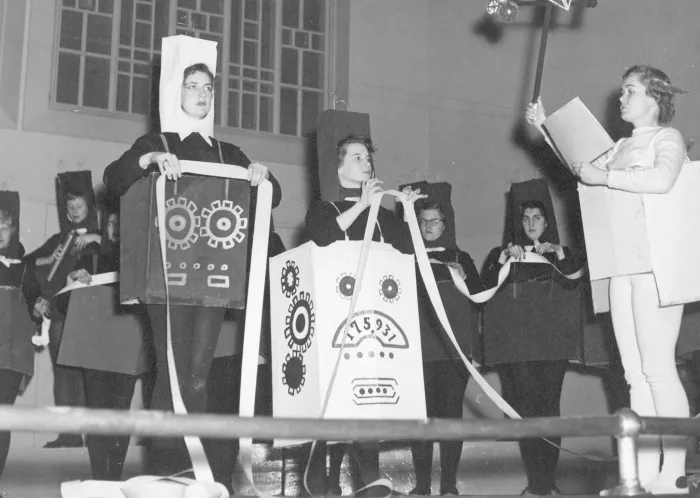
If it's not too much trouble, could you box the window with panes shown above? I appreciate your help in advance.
[54,0,328,136]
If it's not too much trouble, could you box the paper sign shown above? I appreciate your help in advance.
[543,97,615,169]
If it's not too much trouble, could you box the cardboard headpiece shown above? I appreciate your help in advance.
[315,109,372,202]
[55,171,98,233]
[159,35,218,142]
[0,191,20,258]
[399,181,457,250]
[506,178,559,247]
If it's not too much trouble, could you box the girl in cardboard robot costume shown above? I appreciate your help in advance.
[104,35,281,489]
[482,188,582,496]
[527,65,690,494]
[0,193,43,480]
[409,188,484,497]
[304,133,424,495]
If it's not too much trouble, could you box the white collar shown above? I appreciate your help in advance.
[177,130,213,147]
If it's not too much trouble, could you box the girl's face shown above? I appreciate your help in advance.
[0,221,16,250]
[66,197,89,224]
[619,73,659,127]
[181,70,214,120]
[522,207,547,243]
[337,143,373,188]
[106,213,119,243]
[419,208,445,242]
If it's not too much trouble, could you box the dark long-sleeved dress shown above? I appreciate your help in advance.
[103,131,281,485]
[411,246,484,495]
[305,199,411,253]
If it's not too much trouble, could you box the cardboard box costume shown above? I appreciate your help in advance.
[270,241,425,421]
[0,287,35,377]
[0,191,34,378]
[579,160,700,312]
[120,173,251,308]
[315,109,371,201]
[56,171,99,234]
[482,179,598,365]
[58,283,150,375]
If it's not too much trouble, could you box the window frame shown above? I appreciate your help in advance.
[49,0,341,142]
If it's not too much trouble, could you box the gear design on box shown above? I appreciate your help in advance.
[282,351,306,395]
[379,275,401,303]
[200,200,248,249]
[284,291,315,352]
[280,260,300,297]
[336,273,356,300]
[163,197,200,250]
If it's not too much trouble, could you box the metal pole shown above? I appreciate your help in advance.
[531,3,552,103]
[610,409,645,495]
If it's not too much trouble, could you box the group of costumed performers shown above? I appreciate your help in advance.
[103,36,280,493]
[0,31,693,498]
[527,64,691,495]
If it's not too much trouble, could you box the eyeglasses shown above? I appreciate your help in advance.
[419,218,444,227]
[183,83,214,96]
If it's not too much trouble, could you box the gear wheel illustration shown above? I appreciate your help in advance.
[336,273,356,300]
[200,200,248,249]
[163,197,200,250]
[379,275,401,303]
[284,291,315,352]
[281,260,300,297]
[282,351,306,396]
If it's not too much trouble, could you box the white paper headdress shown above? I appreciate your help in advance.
[648,78,690,96]
[159,35,218,143]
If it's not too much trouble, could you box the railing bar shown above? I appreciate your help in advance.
[639,416,700,436]
[0,406,627,441]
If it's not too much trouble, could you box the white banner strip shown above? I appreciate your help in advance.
[157,161,272,486]
[55,272,119,296]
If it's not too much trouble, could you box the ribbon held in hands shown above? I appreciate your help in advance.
[32,316,51,347]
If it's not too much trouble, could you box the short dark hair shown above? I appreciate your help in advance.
[0,209,16,228]
[419,201,445,219]
[623,64,675,125]
[520,199,548,222]
[335,134,376,172]
[183,63,214,85]
[65,191,88,203]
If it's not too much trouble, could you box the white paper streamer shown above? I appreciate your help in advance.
[31,315,51,347]
[157,161,271,485]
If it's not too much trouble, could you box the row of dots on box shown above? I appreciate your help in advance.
[165,262,229,271]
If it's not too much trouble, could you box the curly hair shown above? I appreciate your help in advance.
[623,64,675,125]
[520,199,548,223]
